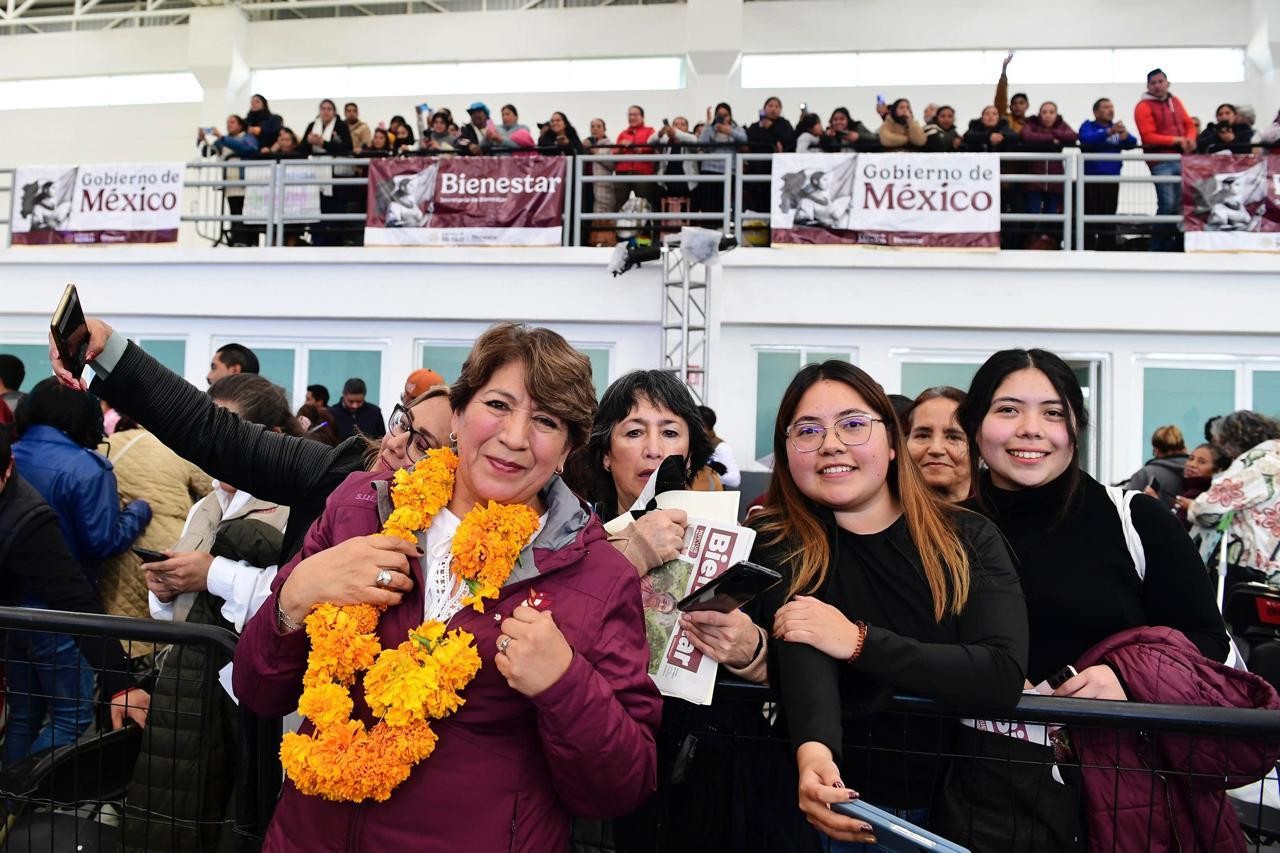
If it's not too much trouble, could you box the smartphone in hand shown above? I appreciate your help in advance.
[132,547,168,564]
[50,283,89,379]
[676,561,782,613]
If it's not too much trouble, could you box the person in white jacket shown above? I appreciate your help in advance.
[698,404,741,489]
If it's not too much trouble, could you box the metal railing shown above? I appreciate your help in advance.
[0,606,281,852]
[0,150,1260,251]
[675,676,1280,852]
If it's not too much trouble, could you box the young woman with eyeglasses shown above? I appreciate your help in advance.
[748,361,1027,851]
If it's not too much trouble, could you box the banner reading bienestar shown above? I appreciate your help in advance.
[365,156,566,246]
[1182,154,1280,252]
[10,163,184,245]
[770,152,1000,248]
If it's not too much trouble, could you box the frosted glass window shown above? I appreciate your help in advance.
[859,51,988,87]
[309,350,382,407]
[900,363,980,400]
[250,57,682,101]
[1113,48,1244,83]
[255,348,297,404]
[137,340,186,379]
[1253,372,1280,419]
[738,47,1245,90]
[0,73,202,111]
[0,344,51,394]
[741,53,858,89]
[421,346,474,386]
[756,351,801,460]
[1142,368,1236,456]
[577,348,611,400]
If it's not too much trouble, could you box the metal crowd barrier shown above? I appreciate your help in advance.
[0,606,280,852]
[670,677,1280,852]
[1,149,1263,250]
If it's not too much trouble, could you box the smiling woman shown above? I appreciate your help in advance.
[904,386,972,503]
[747,360,1027,850]
[232,322,661,853]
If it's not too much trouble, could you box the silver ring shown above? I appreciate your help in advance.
[497,635,512,654]
[375,569,393,588]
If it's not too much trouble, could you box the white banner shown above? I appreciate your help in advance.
[242,163,322,223]
[771,152,1000,248]
[11,162,183,245]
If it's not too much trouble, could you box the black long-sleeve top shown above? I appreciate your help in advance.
[90,338,367,562]
[752,507,1027,807]
[0,475,134,699]
[965,469,1229,684]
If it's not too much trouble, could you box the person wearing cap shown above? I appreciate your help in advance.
[460,102,494,155]
[402,368,445,406]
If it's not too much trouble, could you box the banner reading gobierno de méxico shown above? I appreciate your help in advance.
[770,152,1001,248]
[1183,154,1280,252]
[10,163,184,245]
[365,156,566,247]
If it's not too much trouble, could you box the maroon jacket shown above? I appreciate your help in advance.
[1072,626,1280,853]
[1019,116,1079,192]
[233,470,661,852]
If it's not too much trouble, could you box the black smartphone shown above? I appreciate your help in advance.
[132,547,168,564]
[1047,665,1078,691]
[50,283,90,379]
[676,560,782,613]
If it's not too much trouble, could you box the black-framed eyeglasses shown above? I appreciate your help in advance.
[387,404,439,462]
[786,416,884,453]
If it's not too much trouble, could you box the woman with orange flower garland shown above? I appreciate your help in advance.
[233,323,661,852]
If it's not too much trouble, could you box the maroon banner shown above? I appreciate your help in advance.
[364,156,566,246]
[1183,154,1280,252]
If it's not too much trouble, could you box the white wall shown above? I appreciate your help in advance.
[2,246,1277,484]
[1,0,1276,168]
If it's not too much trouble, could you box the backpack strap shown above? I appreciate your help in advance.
[1104,485,1146,582]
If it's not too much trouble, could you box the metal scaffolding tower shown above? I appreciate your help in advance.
[660,244,709,404]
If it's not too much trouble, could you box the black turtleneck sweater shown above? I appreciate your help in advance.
[965,469,1228,683]
[752,510,1027,807]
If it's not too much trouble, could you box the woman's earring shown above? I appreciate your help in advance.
[448,432,458,449]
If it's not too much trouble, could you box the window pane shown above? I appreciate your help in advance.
[859,50,987,87]
[1253,371,1280,419]
[1113,48,1244,83]
[900,363,980,399]
[1142,367,1236,457]
[0,344,52,396]
[137,340,186,378]
[255,348,297,405]
[577,347,611,401]
[309,350,382,407]
[756,350,802,460]
[806,351,851,366]
[741,53,857,89]
[999,49,1114,85]
[421,346,475,387]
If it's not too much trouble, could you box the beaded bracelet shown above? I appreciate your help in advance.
[846,620,868,664]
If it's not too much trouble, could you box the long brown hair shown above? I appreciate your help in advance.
[754,361,971,621]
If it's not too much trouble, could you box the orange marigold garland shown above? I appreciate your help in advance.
[280,447,540,803]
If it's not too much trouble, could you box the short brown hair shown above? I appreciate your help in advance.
[450,323,596,451]
[1151,424,1186,456]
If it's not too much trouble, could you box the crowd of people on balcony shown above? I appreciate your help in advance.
[195,52,1280,249]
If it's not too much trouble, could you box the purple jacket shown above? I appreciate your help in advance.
[1019,116,1079,191]
[1072,626,1280,853]
[233,470,661,852]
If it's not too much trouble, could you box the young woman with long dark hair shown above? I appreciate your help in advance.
[750,361,1027,850]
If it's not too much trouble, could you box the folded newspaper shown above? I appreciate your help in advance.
[604,482,756,705]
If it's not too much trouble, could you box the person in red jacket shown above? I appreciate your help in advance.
[613,104,657,210]
[1133,68,1195,251]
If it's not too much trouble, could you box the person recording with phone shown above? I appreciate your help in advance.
[748,361,1027,850]
[695,103,747,214]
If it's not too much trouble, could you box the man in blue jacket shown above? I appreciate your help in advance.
[1078,98,1138,251]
